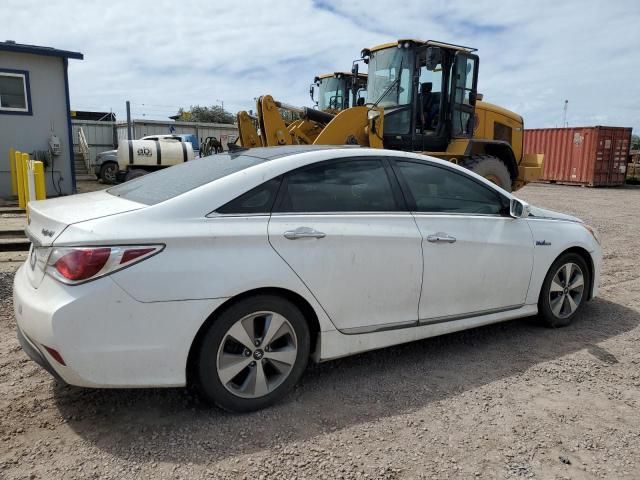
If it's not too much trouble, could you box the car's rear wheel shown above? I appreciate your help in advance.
[196,295,310,412]
[538,252,590,327]
[99,162,118,184]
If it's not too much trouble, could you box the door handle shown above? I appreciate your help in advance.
[283,227,327,240]
[426,232,456,243]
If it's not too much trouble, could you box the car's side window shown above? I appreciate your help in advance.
[395,160,506,215]
[274,159,398,213]
[216,177,282,215]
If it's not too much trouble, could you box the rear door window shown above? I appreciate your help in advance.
[274,159,399,213]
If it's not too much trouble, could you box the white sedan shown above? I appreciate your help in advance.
[14,146,601,412]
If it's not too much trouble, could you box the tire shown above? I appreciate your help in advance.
[196,295,310,412]
[460,154,512,192]
[124,169,147,182]
[538,252,590,328]
[99,162,118,184]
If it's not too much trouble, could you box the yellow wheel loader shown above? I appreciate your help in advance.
[237,40,543,191]
[237,71,367,149]
[310,72,367,111]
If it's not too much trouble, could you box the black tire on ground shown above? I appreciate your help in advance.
[459,154,512,192]
[196,295,310,412]
[124,169,147,182]
[99,162,118,184]
[538,252,590,328]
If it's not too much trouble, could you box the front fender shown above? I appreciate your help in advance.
[525,218,600,305]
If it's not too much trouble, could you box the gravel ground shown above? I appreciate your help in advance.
[1,182,640,480]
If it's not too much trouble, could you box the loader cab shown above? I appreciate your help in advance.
[362,40,479,152]
[311,72,367,111]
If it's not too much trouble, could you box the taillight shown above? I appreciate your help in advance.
[54,248,111,281]
[46,245,163,285]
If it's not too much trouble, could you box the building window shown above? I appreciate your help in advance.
[0,69,31,115]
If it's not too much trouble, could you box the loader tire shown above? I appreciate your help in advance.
[459,155,512,192]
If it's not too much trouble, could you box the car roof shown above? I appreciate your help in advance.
[236,145,360,160]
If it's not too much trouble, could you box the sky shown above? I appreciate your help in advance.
[2,0,640,131]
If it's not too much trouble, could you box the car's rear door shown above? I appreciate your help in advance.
[391,159,534,322]
[268,157,423,333]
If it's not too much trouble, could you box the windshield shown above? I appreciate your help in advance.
[318,77,348,110]
[367,47,413,108]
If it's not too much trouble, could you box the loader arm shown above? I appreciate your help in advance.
[237,111,263,148]
[312,106,384,148]
[238,95,384,149]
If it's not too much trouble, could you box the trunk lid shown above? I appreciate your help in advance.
[25,191,145,288]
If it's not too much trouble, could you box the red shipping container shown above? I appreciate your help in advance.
[524,126,631,186]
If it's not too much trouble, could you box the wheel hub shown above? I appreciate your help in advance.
[216,311,298,399]
[549,262,585,319]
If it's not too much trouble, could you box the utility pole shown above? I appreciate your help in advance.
[126,100,133,140]
[562,99,568,127]
[217,98,224,111]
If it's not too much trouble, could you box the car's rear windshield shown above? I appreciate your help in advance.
[107,154,266,205]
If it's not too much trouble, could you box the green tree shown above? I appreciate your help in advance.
[631,134,640,150]
[176,105,235,124]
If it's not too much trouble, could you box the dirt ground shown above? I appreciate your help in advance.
[1,182,640,480]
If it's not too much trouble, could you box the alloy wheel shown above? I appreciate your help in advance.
[548,262,585,319]
[216,311,298,399]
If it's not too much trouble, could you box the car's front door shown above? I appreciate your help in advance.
[268,158,423,333]
[392,159,534,322]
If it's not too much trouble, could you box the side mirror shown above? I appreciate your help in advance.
[309,84,315,102]
[510,198,531,218]
[351,62,359,77]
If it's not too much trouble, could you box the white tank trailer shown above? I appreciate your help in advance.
[117,139,194,180]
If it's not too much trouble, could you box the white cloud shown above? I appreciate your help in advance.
[2,0,639,131]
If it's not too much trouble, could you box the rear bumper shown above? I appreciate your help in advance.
[13,262,226,388]
[17,327,66,384]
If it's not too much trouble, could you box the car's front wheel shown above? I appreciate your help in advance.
[99,162,118,184]
[196,295,310,412]
[538,252,590,327]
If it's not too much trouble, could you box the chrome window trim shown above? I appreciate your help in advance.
[410,212,507,218]
[270,211,413,217]
[206,212,270,218]
[207,211,415,218]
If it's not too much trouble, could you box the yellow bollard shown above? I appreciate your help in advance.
[9,147,18,196]
[33,161,46,200]
[15,150,25,209]
[21,153,31,204]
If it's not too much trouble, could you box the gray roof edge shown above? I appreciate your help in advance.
[0,42,83,60]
